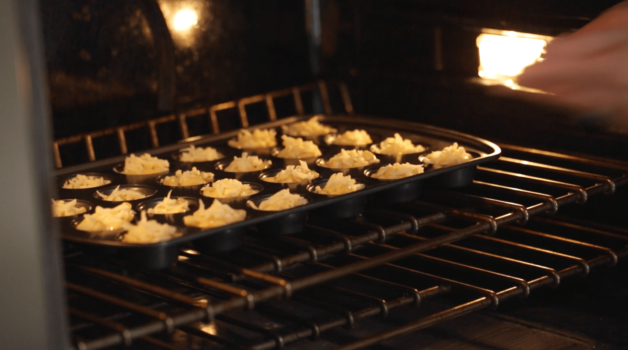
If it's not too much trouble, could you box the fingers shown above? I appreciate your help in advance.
[570,1,628,37]
[505,1,628,127]
[540,31,628,59]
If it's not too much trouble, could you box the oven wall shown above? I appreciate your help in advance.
[42,0,627,161]
[320,0,628,158]
[41,0,314,140]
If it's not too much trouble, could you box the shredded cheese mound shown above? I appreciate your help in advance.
[275,135,322,158]
[51,199,87,217]
[371,163,425,180]
[75,202,135,232]
[98,185,149,201]
[148,191,190,214]
[63,174,111,189]
[277,135,322,158]
[122,153,169,175]
[328,129,373,146]
[161,167,214,187]
[228,128,277,149]
[264,160,319,183]
[371,133,426,155]
[322,149,380,168]
[423,142,472,169]
[179,145,223,162]
[281,117,337,138]
[201,179,259,198]
[249,189,308,211]
[122,211,180,243]
[224,152,272,172]
[184,199,246,229]
[315,173,365,195]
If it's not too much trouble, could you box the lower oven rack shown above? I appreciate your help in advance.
[60,83,628,350]
[63,146,628,350]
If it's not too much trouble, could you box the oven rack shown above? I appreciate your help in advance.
[63,141,628,350]
[52,80,353,168]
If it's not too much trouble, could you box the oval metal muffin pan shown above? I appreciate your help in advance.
[53,114,501,269]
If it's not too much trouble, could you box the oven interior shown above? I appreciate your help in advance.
[16,0,628,349]
[58,84,628,350]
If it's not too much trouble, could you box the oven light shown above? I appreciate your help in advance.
[173,9,198,31]
[477,30,552,88]
[200,322,218,335]
[157,0,204,47]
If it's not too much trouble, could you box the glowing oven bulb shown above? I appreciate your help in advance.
[477,31,552,86]
[173,9,198,31]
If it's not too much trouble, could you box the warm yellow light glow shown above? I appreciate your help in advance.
[477,31,551,84]
[173,9,198,31]
[201,322,217,335]
[158,0,209,47]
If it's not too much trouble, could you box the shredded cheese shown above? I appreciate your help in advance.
[161,167,214,187]
[281,117,337,138]
[321,149,380,168]
[122,211,180,243]
[228,128,277,149]
[371,133,426,155]
[315,173,364,195]
[328,129,373,146]
[122,153,169,174]
[51,199,87,217]
[249,189,307,211]
[179,145,223,162]
[201,179,259,198]
[275,135,322,158]
[98,185,149,201]
[371,163,425,180]
[183,199,246,229]
[75,202,135,232]
[264,160,319,183]
[63,174,111,189]
[224,152,272,172]
[423,142,472,169]
[148,191,190,214]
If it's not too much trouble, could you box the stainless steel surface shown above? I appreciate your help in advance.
[0,0,68,349]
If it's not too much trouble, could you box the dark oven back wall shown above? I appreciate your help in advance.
[43,0,628,159]
[42,0,313,141]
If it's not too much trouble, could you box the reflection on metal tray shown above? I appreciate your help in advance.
[53,115,501,267]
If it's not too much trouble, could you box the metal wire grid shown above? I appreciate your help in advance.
[52,80,354,168]
[63,143,628,350]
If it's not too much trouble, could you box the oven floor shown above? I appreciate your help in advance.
[283,263,628,350]
[112,239,628,350]
[133,264,627,350]
[493,261,628,350]
[129,232,628,350]
[302,311,598,350]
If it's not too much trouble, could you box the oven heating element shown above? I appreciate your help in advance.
[59,82,628,350]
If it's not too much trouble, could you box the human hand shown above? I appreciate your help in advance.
[518,1,628,125]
